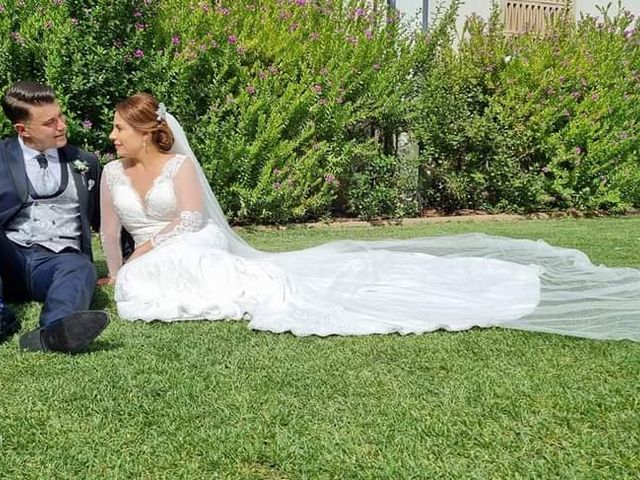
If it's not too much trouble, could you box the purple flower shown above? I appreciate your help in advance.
[227,35,237,44]
[289,23,299,32]
[574,147,583,155]
[217,6,230,15]
[354,7,365,18]
[236,46,246,55]
[246,85,256,95]
[324,173,335,183]
[133,48,144,58]
[295,0,307,5]
[172,35,180,45]
[364,29,373,40]
[258,71,267,80]
[10,32,24,45]
[313,84,322,94]
[82,119,93,129]
[135,22,145,31]
[133,10,143,17]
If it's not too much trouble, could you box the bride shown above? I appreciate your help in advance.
[100,93,640,340]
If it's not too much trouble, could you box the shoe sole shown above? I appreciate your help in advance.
[57,311,110,352]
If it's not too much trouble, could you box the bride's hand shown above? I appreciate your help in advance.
[97,277,116,286]
[127,241,153,262]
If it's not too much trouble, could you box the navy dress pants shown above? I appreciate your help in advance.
[0,237,96,329]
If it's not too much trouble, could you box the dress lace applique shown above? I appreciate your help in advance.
[152,210,204,247]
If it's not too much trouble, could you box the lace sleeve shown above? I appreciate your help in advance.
[151,157,205,247]
[99,167,123,278]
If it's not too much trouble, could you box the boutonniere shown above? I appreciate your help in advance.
[73,159,90,174]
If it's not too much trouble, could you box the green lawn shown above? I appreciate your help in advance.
[1,217,639,479]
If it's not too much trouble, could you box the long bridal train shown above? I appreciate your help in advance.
[101,110,640,341]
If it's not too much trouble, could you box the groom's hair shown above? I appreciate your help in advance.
[1,81,57,124]
[116,93,174,152]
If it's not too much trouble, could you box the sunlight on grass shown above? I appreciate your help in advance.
[1,217,639,478]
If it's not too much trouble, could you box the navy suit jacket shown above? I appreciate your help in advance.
[0,137,101,260]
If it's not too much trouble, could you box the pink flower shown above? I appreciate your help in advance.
[172,35,180,45]
[354,8,365,17]
[295,0,307,5]
[133,10,143,17]
[135,22,145,31]
[10,32,24,45]
[133,48,144,58]
[364,29,373,40]
[258,71,267,80]
[236,46,246,55]
[246,85,256,95]
[227,35,237,44]
[313,84,322,94]
[82,119,93,129]
[574,147,583,155]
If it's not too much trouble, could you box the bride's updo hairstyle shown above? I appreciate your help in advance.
[116,93,174,151]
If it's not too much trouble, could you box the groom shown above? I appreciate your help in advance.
[0,81,108,353]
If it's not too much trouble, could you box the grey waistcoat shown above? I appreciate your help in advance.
[6,162,82,252]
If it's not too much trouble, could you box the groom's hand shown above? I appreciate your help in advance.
[97,277,115,286]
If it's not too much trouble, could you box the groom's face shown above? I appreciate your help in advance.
[16,101,68,152]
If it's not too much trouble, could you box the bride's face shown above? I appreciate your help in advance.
[109,111,146,159]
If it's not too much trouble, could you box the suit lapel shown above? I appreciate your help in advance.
[60,145,88,209]
[5,138,28,202]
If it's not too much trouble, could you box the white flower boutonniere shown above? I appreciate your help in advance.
[73,159,90,174]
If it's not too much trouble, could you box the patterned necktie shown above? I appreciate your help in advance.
[35,153,57,196]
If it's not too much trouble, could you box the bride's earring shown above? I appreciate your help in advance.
[142,136,148,150]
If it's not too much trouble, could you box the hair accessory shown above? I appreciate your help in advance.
[156,102,167,122]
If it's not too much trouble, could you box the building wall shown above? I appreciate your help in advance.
[395,0,640,31]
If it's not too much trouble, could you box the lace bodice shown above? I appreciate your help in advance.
[100,154,205,278]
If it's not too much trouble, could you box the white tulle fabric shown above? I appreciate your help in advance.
[99,113,640,341]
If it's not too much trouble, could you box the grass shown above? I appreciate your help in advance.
[1,216,639,479]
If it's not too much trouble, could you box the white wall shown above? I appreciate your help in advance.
[395,1,640,31]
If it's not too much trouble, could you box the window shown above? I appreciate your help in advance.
[503,0,574,35]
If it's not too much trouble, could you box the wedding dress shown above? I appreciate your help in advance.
[99,115,640,340]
